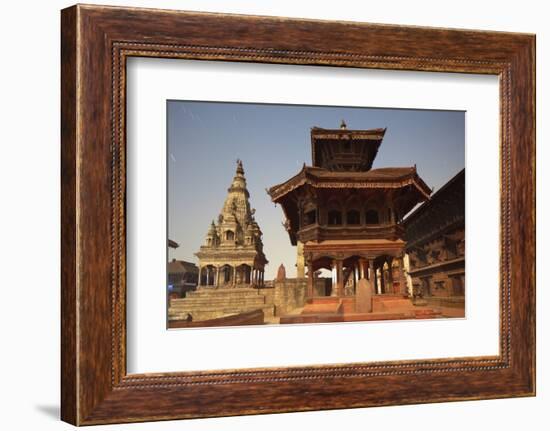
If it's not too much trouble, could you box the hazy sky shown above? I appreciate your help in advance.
[168,101,464,279]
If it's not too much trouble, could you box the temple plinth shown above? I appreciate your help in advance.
[268,122,431,303]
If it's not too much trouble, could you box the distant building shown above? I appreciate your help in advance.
[404,169,465,301]
[168,259,199,297]
[195,160,268,287]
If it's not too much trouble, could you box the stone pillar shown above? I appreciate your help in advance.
[369,260,375,286]
[375,266,380,294]
[330,260,337,297]
[205,267,209,286]
[336,260,344,297]
[233,265,237,286]
[359,258,367,279]
[399,256,407,296]
[307,260,314,298]
[380,265,386,294]
[215,266,220,287]
[296,241,305,278]
[387,258,394,293]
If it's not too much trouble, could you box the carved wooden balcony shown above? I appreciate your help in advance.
[297,223,405,243]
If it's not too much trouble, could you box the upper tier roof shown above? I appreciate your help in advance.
[268,165,431,202]
[310,124,386,172]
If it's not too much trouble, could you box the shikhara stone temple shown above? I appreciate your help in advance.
[195,160,268,288]
[168,122,465,328]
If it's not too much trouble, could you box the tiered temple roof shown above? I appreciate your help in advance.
[268,122,431,246]
[310,123,386,171]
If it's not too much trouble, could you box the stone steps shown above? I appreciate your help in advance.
[168,286,274,322]
[186,287,264,299]
[170,298,267,310]
[169,304,275,321]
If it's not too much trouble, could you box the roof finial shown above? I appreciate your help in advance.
[340,119,347,129]
[236,159,244,175]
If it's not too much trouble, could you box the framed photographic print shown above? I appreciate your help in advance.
[61,4,535,425]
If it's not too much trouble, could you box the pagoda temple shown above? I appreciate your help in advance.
[268,121,431,302]
[195,160,268,287]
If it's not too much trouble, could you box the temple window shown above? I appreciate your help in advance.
[225,230,235,241]
[304,209,316,226]
[365,209,379,224]
[328,210,342,225]
[346,209,360,225]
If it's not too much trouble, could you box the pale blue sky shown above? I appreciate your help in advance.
[168,101,464,279]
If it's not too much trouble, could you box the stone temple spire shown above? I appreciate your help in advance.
[220,160,252,230]
[236,158,244,175]
[195,160,268,288]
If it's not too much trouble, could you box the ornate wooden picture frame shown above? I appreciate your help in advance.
[61,4,535,425]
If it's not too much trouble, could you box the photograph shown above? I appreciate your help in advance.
[166,101,466,328]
